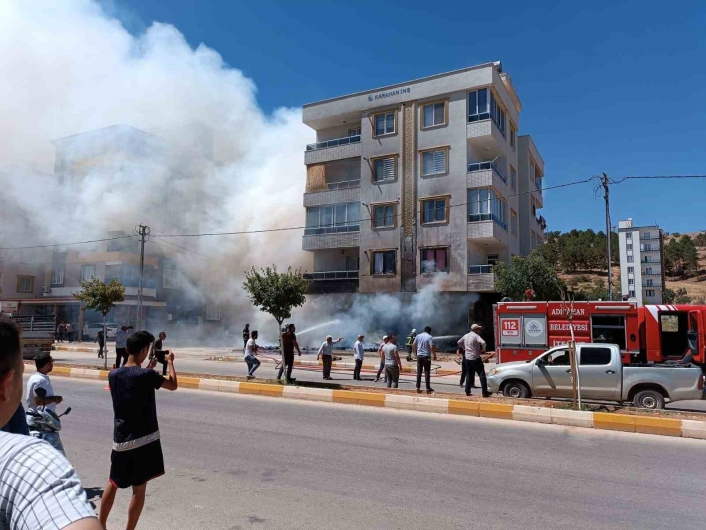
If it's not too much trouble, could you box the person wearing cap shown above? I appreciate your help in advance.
[26,353,63,417]
[353,334,365,380]
[317,335,343,380]
[458,324,492,397]
[375,336,388,383]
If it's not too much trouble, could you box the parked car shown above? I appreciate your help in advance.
[486,343,704,409]
[85,322,119,340]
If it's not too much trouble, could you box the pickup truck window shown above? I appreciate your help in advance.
[579,347,612,366]
[544,349,570,366]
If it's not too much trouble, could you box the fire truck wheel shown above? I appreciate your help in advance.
[502,381,530,399]
[633,389,665,410]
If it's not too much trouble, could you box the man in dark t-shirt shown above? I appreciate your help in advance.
[278,323,301,384]
[98,331,178,530]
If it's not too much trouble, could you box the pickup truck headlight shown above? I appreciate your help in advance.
[488,368,502,376]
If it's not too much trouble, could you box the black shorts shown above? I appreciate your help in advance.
[110,439,165,488]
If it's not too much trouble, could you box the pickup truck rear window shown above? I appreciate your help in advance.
[579,347,612,366]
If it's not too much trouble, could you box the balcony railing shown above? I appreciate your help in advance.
[469,265,493,274]
[327,179,361,190]
[303,270,359,281]
[468,161,506,183]
[641,247,660,252]
[303,223,360,236]
[641,272,662,277]
[642,257,661,263]
[467,213,507,231]
[639,236,661,241]
[306,135,361,152]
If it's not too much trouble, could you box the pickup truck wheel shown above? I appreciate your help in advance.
[633,390,665,410]
[503,381,530,399]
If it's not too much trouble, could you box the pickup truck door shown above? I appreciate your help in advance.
[688,310,705,364]
[531,348,573,397]
[577,346,620,400]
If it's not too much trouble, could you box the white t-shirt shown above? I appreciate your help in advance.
[245,338,258,358]
[0,431,96,529]
[26,372,55,413]
[353,340,365,361]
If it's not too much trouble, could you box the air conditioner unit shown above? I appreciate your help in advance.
[41,286,51,294]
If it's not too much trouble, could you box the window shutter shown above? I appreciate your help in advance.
[433,150,445,174]
[382,157,395,180]
[434,103,444,125]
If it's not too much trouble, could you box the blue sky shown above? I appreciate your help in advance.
[116,0,706,234]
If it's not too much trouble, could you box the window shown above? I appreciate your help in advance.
[627,266,634,274]
[645,279,654,287]
[643,232,651,239]
[629,290,636,297]
[421,248,448,273]
[374,112,395,136]
[372,203,396,228]
[467,88,505,135]
[372,250,395,275]
[467,188,506,229]
[645,267,653,275]
[510,166,517,191]
[373,156,397,182]
[51,266,65,285]
[346,256,359,271]
[529,158,536,183]
[531,231,537,249]
[206,305,221,321]
[626,232,632,240]
[163,269,181,289]
[626,243,633,251]
[487,254,500,266]
[510,125,516,149]
[347,126,361,136]
[627,256,634,263]
[535,170,543,191]
[421,101,446,128]
[16,275,34,293]
[421,197,448,224]
[80,264,96,282]
[420,149,448,176]
[580,347,612,366]
[544,349,570,366]
[646,289,655,297]
[510,210,518,235]
[305,202,360,235]
[628,278,634,286]
[661,314,679,332]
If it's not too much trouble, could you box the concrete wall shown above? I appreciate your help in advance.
[313,249,358,272]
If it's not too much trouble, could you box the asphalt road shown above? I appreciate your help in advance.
[51,347,706,412]
[46,376,706,529]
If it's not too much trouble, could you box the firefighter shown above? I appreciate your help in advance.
[405,329,417,362]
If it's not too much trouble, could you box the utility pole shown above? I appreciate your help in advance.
[135,224,150,331]
[601,173,613,300]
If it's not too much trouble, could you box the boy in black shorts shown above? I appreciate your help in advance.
[98,331,178,530]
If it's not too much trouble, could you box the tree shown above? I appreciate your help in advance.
[695,232,706,248]
[242,266,307,339]
[665,235,698,277]
[494,251,565,301]
[73,278,125,369]
[663,287,691,304]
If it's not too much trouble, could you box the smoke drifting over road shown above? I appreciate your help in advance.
[0,0,313,339]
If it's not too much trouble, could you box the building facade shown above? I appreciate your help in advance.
[301,62,545,295]
[618,219,664,305]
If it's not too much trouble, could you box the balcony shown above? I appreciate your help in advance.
[303,180,361,207]
[639,236,661,241]
[467,268,495,292]
[302,230,360,251]
[466,120,507,159]
[641,247,660,253]
[642,257,661,263]
[468,213,507,231]
[305,135,361,165]
[468,161,506,183]
[304,270,359,280]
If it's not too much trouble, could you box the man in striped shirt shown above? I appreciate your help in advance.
[0,316,100,530]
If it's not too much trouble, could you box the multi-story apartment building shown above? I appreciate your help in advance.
[301,62,545,300]
[618,219,664,305]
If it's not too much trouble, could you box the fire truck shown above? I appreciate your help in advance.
[494,301,705,366]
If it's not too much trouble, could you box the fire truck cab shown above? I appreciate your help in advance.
[494,301,706,366]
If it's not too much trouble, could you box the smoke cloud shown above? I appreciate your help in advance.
[0,0,313,340]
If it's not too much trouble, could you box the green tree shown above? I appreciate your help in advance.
[73,278,125,369]
[665,235,698,277]
[695,232,706,248]
[242,266,307,339]
[494,251,565,301]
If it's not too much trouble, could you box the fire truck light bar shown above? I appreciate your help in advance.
[594,305,633,310]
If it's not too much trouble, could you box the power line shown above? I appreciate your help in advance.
[0,235,136,251]
[150,236,214,261]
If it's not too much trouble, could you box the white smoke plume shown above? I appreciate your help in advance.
[0,0,314,340]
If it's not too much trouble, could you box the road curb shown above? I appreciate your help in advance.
[36,362,704,441]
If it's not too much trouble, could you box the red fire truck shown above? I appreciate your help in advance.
[494,301,705,366]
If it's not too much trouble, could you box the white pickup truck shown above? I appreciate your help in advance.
[486,343,704,409]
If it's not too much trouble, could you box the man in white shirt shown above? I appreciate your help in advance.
[317,335,343,380]
[26,353,63,414]
[0,316,101,530]
[412,326,437,394]
[457,324,492,397]
[115,325,129,368]
[352,334,365,380]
